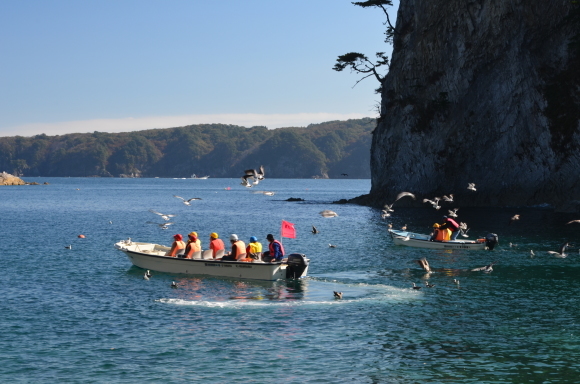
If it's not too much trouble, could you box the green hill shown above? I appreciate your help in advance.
[0,118,374,178]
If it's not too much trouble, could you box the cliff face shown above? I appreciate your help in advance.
[369,0,579,211]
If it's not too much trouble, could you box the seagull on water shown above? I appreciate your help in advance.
[329,244,337,248]
[425,281,435,288]
[149,209,176,221]
[548,242,570,258]
[65,245,72,249]
[145,270,152,278]
[471,261,497,273]
[453,279,460,285]
[143,272,150,280]
[333,291,343,299]
[174,195,202,205]
[319,210,338,218]
[312,225,319,234]
[412,283,422,290]
[171,281,178,288]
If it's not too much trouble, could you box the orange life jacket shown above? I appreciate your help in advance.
[233,240,246,260]
[169,240,186,257]
[434,229,451,241]
[185,241,201,258]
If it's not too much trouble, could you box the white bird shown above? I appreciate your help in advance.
[412,283,421,290]
[471,261,497,273]
[143,272,150,280]
[530,250,535,258]
[467,183,477,191]
[448,208,459,218]
[145,270,152,278]
[381,210,391,219]
[509,214,520,225]
[425,281,435,288]
[149,209,176,221]
[453,279,460,285]
[146,221,174,229]
[415,258,431,272]
[171,281,178,288]
[383,203,394,213]
[329,243,337,248]
[442,194,454,202]
[423,198,441,210]
[320,210,338,218]
[547,242,569,258]
[395,191,416,201]
[174,195,202,205]
[566,220,580,225]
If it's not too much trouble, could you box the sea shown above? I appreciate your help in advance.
[1,177,580,383]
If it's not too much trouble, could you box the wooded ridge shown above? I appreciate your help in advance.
[0,118,373,179]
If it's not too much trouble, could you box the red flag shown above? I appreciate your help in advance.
[281,220,296,239]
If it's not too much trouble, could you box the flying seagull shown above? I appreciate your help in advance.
[467,183,477,191]
[442,194,454,202]
[448,208,459,218]
[566,220,580,225]
[174,195,202,205]
[423,198,441,210]
[149,209,176,221]
[509,214,520,225]
[415,257,431,272]
[146,221,174,229]
[333,291,343,299]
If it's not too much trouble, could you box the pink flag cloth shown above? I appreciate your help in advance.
[281,220,296,239]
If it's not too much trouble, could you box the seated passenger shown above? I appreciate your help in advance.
[262,233,285,262]
[184,232,201,259]
[246,236,262,261]
[209,232,225,259]
[221,234,247,261]
[166,234,185,257]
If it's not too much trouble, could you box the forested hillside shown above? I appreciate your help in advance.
[0,118,373,178]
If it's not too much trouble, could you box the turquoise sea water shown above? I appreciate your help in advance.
[1,178,580,383]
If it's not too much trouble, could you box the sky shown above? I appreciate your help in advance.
[0,0,398,137]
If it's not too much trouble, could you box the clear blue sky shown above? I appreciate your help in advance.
[0,0,398,137]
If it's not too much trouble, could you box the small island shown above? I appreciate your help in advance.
[0,172,26,185]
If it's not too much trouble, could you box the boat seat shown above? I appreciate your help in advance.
[176,248,185,256]
[191,251,202,259]
[202,249,213,259]
[215,249,225,259]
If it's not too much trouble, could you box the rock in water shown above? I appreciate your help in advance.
[0,172,26,185]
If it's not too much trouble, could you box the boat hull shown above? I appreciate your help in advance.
[115,241,307,281]
[388,230,487,250]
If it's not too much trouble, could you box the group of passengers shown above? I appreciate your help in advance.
[429,215,460,242]
[166,232,285,262]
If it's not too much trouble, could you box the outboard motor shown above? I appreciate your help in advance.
[285,253,309,279]
[485,233,499,250]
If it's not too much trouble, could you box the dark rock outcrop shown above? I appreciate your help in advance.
[369,0,579,211]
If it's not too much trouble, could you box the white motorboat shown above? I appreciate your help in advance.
[388,229,498,250]
[114,239,309,280]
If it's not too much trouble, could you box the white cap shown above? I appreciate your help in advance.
[230,234,238,241]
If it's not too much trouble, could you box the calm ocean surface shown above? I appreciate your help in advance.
[2,177,580,383]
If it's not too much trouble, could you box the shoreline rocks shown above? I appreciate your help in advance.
[0,172,26,185]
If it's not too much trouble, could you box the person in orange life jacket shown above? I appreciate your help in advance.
[166,234,185,257]
[430,223,441,241]
[262,233,285,262]
[441,215,460,240]
[209,232,224,259]
[183,232,201,259]
[430,223,450,241]
[221,234,246,261]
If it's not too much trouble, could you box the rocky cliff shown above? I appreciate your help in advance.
[366,0,579,211]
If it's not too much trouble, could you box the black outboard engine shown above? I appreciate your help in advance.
[285,253,309,279]
[485,233,499,250]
